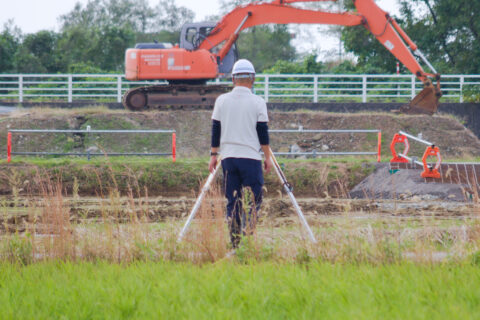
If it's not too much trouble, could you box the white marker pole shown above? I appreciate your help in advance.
[177,160,221,242]
[269,148,317,243]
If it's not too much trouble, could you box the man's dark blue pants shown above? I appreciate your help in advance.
[221,158,263,248]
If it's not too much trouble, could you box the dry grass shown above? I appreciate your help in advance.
[9,105,123,118]
[182,183,228,263]
[1,160,480,265]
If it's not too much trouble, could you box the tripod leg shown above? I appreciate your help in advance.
[269,149,317,243]
[177,163,221,242]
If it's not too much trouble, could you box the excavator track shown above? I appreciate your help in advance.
[122,84,231,111]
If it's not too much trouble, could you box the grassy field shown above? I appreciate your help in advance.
[0,156,374,197]
[1,261,479,319]
[1,155,479,318]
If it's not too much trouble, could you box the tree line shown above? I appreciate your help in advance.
[0,0,478,75]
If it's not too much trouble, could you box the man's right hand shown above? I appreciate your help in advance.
[209,156,218,173]
[264,157,273,174]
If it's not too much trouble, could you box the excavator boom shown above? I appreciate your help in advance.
[123,0,441,114]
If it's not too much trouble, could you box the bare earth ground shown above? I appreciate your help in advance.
[2,195,479,262]
[2,108,479,199]
[1,109,480,262]
[4,196,471,228]
[1,109,479,158]
[2,195,478,234]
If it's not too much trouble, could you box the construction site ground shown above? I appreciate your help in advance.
[1,107,480,200]
[1,107,480,263]
[1,194,479,263]
[1,107,479,159]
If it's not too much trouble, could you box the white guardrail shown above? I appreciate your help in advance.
[0,74,479,103]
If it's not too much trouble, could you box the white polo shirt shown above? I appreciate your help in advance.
[212,86,269,161]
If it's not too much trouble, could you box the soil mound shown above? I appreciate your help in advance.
[1,109,479,158]
[350,164,468,201]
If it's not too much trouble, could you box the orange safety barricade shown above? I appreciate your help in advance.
[172,132,176,163]
[390,133,409,163]
[421,146,441,179]
[7,132,11,163]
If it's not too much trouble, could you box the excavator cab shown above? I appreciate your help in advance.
[180,22,238,75]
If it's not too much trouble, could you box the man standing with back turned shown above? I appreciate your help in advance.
[209,59,272,249]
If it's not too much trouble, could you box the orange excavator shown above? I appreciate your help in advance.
[123,0,441,114]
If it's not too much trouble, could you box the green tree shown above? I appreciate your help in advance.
[57,24,135,72]
[0,21,21,73]
[399,0,480,74]
[153,0,195,32]
[236,24,296,72]
[218,0,297,71]
[21,31,62,72]
[95,25,135,70]
[59,0,155,33]
[14,47,46,73]
[341,0,480,75]
[264,54,325,74]
[339,0,398,74]
[58,0,148,72]
[56,0,194,72]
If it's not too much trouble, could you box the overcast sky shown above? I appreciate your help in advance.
[0,0,401,58]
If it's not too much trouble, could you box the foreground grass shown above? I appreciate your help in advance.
[0,261,479,319]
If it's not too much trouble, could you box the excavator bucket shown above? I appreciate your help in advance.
[399,80,442,115]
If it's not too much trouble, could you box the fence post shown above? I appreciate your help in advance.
[362,75,367,103]
[460,76,464,103]
[411,75,416,99]
[172,132,176,163]
[396,62,400,97]
[377,131,382,162]
[264,75,269,102]
[7,132,12,163]
[18,75,23,103]
[313,75,318,103]
[68,75,73,103]
[117,76,122,103]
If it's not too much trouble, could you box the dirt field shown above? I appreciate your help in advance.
[1,108,480,264]
[1,193,479,263]
[1,108,479,158]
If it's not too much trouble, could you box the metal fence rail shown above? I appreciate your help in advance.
[0,73,478,103]
[269,128,382,161]
[7,128,176,162]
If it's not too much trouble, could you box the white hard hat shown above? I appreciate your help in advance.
[232,59,255,75]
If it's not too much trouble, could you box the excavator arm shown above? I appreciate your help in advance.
[199,0,441,114]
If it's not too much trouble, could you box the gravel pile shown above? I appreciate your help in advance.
[350,163,469,201]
